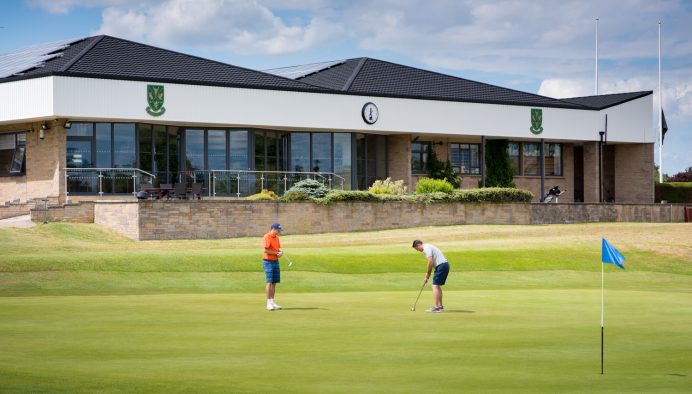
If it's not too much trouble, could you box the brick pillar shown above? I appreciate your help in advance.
[582,141,600,202]
[614,143,654,203]
[26,122,66,203]
[387,135,411,189]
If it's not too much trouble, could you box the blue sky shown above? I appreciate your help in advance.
[1,0,690,175]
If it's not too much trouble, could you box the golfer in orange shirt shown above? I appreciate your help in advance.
[263,223,284,311]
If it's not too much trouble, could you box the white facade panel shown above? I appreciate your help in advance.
[0,77,54,124]
[45,76,653,143]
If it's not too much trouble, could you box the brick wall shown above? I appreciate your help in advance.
[30,201,95,223]
[90,200,688,240]
[94,202,139,239]
[387,135,411,189]
[583,142,600,202]
[614,143,654,203]
[0,121,65,204]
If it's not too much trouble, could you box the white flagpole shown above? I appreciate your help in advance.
[595,17,599,95]
[601,257,604,374]
[658,21,663,183]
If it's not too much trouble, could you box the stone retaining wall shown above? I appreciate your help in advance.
[30,201,95,223]
[84,200,689,240]
[94,202,139,239]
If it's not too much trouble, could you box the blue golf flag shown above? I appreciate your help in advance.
[602,238,625,269]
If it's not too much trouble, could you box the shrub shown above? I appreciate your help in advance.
[369,178,407,195]
[319,190,380,204]
[281,191,311,201]
[449,188,533,203]
[415,177,454,194]
[427,149,460,188]
[246,189,280,200]
[655,182,692,203]
[668,167,692,182]
[286,178,329,199]
[484,140,515,188]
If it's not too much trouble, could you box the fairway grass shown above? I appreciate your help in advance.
[0,222,690,392]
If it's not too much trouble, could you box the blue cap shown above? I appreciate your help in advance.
[271,223,283,232]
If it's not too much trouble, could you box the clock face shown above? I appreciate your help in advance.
[362,102,379,124]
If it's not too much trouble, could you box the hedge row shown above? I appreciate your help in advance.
[272,187,534,204]
[655,182,692,203]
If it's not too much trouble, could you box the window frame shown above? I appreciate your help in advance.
[506,141,563,177]
[411,141,431,174]
[0,132,27,177]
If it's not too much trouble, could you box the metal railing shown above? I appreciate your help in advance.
[64,168,156,199]
[63,168,345,199]
[180,170,346,199]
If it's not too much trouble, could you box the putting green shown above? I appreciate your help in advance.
[0,222,690,392]
[0,290,690,393]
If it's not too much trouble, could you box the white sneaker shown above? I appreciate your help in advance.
[267,304,278,311]
[425,306,443,313]
[271,302,282,310]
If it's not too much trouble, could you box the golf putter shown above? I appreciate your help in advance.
[284,254,293,267]
[411,281,426,311]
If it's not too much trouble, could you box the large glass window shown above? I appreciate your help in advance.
[0,133,27,176]
[522,142,539,176]
[254,131,266,171]
[95,123,112,168]
[66,123,94,169]
[153,125,167,178]
[333,133,352,190]
[266,132,280,172]
[185,129,204,171]
[138,124,152,173]
[545,143,562,176]
[230,130,248,170]
[451,143,480,174]
[113,124,136,168]
[356,134,366,189]
[311,133,332,173]
[290,133,309,172]
[506,142,562,176]
[411,141,430,173]
[207,130,227,170]
[508,142,520,176]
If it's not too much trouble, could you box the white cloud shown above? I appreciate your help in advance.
[92,0,342,55]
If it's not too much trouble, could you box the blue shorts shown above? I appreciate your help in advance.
[263,260,280,283]
[433,262,450,286]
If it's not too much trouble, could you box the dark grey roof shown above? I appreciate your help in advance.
[294,57,587,109]
[561,91,652,110]
[1,36,653,110]
[2,35,326,92]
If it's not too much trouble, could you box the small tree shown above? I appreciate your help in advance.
[668,167,692,182]
[427,148,460,188]
[484,139,515,188]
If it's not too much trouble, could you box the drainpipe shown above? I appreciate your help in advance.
[540,138,545,202]
[481,136,486,188]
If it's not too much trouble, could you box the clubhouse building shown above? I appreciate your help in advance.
[0,35,655,204]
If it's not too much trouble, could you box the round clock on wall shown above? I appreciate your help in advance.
[362,102,379,124]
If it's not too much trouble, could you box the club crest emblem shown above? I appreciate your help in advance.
[530,108,543,134]
[146,84,166,116]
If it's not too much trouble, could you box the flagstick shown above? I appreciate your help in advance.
[658,21,663,183]
[595,17,599,95]
[601,260,604,374]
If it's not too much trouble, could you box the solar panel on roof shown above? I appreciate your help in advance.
[264,59,345,80]
[0,38,80,78]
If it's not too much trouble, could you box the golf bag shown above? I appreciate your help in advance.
[542,185,566,203]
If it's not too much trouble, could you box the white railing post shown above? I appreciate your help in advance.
[237,171,241,200]
[98,170,104,196]
[64,169,69,203]
[132,172,137,196]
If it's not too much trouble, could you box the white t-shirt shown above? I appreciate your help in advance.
[423,244,448,267]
